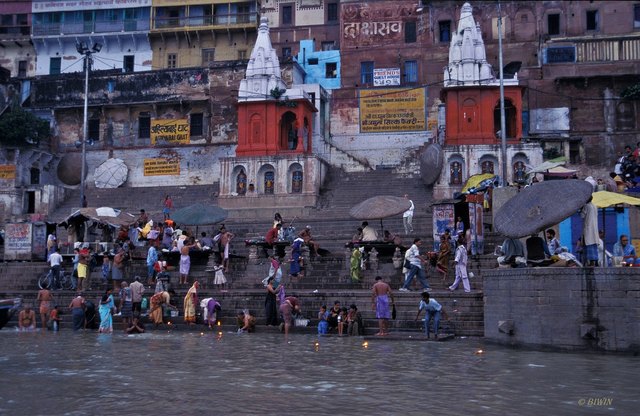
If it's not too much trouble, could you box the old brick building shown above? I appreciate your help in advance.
[1,0,640,222]
[329,0,639,172]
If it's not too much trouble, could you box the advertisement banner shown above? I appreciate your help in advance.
[150,119,190,145]
[432,203,455,251]
[359,88,426,133]
[4,223,32,260]
[373,68,400,87]
[143,158,180,176]
[468,200,484,255]
[0,165,16,180]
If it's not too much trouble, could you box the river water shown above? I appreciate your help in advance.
[0,329,637,415]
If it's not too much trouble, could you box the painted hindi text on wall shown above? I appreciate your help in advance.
[150,119,190,145]
[3,223,32,260]
[359,88,426,133]
[0,165,16,180]
[143,158,180,176]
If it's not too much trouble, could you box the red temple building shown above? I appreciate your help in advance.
[218,17,325,214]
[433,2,541,199]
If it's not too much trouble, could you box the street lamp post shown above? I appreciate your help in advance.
[76,41,101,208]
[497,2,507,187]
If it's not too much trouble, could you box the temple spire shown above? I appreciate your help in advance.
[443,2,495,87]
[239,16,287,101]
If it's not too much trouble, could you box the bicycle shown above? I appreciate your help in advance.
[38,267,74,290]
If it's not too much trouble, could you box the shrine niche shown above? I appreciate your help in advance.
[258,164,276,194]
[288,163,303,193]
[449,156,464,185]
[234,166,248,195]
[512,152,529,185]
[479,155,498,174]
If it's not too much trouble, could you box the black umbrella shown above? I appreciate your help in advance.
[494,180,593,238]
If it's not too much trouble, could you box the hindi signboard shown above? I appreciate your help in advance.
[359,88,426,133]
[4,223,32,260]
[0,165,16,180]
[150,119,190,145]
[143,158,180,176]
[373,68,401,87]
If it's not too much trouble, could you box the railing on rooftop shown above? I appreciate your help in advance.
[152,12,257,30]
[32,19,150,36]
[544,34,640,64]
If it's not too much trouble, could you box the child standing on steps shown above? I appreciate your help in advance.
[318,305,329,335]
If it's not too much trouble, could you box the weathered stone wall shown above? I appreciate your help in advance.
[483,268,640,352]
[83,145,234,189]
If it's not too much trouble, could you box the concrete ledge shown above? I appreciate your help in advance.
[483,268,640,353]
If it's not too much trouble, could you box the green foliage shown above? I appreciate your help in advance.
[0,107,50,147]
[269,87,285,99]
[269,87,298,108]
[621,83,640,100]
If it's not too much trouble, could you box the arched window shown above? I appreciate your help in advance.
[450,161,462,185]
[481,160,494,174]
[30,167,40,185]
[236,169,247,195]
[280,111,298,150]
[264,171,275,194]
[616,101,635,131]
[291,170,303,193]
[494,99,517,139]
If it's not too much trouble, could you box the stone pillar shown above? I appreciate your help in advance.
[369,248,379,270]
[248,245,258,265]
[284,245,293,275]
[392,247,403,269]
[302,245,311,272]
[344,247,352,271]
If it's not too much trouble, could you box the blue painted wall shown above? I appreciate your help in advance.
[296,40,340,90]
[559,208,629,253]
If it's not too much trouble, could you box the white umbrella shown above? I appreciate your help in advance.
[94,158,128,189]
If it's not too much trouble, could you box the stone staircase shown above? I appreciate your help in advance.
[48,184,220,223]
[316,140,372,173]
[1,168,494,336]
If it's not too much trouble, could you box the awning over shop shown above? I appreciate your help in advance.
[59,207,136,229]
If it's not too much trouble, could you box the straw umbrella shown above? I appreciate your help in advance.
[494,180,593,238]
[349,195,411,235]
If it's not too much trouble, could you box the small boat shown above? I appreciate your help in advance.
[0,298,22,330]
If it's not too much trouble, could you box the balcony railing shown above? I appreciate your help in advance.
[545,34,640,64]
[32,19,150,36]
[0,25,30,36]
[153,12,257,30]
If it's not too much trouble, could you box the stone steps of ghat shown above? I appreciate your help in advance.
[0,252,497,293]
[49,184,221,223]
[0,288,484,336]
[6,168,500,336]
